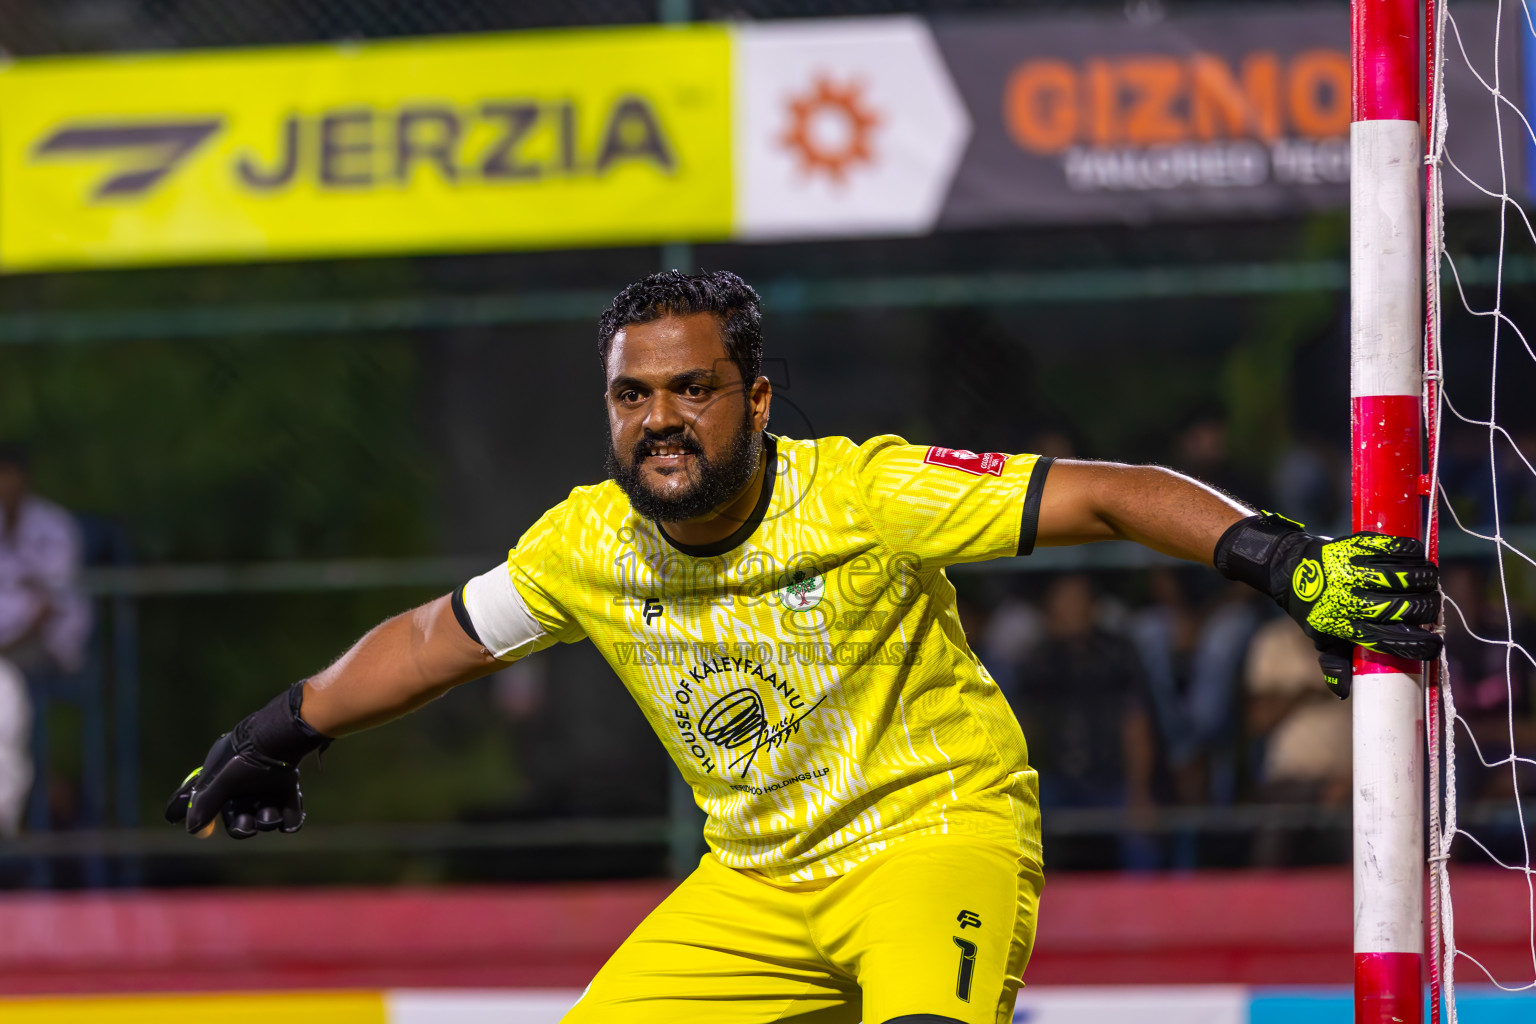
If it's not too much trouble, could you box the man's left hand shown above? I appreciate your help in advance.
[1216,514,1442,699]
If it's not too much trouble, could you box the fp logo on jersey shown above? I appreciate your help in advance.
[779,569,825,610]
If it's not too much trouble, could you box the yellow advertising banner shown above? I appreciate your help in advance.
[0,991,386,1024]
[0,26,732,270]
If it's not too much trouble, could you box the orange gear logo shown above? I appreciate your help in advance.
[780,76,881,184]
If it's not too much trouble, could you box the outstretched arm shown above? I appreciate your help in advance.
[166,592,500,838]
[301,594,500,736]
[1034,459,1251,562]
[1030,458,1441,699]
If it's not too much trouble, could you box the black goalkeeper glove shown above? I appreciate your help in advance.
[1215,512,1442,700]
[164,681,331,839]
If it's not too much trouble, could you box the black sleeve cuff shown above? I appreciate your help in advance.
[450,584,483,645]
[1017,456,1056,556]
[1213,513,1309,599]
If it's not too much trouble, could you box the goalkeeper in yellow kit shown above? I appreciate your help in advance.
[167,271,1441,1023]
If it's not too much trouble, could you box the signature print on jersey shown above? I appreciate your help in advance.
[669,651,825,777]
[699,686,826,775]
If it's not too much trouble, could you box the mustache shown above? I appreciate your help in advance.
[632,431,705,461]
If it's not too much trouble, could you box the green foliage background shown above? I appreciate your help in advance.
[0,261,531,872]
[0,215,1364,883]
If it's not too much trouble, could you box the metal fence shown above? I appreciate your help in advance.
[2,0,1523,890]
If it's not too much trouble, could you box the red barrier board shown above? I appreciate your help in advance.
[0,869,1523,995]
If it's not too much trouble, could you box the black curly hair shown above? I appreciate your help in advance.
[597,269,763,385]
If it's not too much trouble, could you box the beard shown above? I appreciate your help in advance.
[606,415,764,523]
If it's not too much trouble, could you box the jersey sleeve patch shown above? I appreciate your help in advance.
[923,446,1008,477]
[461,561,548,661]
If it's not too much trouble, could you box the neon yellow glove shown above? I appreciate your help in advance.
[1215,514,1441,698]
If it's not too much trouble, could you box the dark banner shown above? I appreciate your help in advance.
[931,5,1515,228]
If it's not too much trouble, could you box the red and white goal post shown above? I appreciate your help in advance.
[1351,0,1431,1021]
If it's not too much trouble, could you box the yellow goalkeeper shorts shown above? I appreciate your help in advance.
[561,833,1043,1024]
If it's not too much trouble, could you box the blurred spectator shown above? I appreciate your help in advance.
[1438,426,1497,530]
[0,445,91,673]
[1496,428,1536,526]
[1146,410,1267,820]
[1129,569,1259,812]
[1026,425,1080,461]
[1002,574,1156,867]
[1442,563,1536,804]
[1244,616,1350,866]
[1270,435,1347,536]
[980,596,1042,698]
[1440,425,1536,530]
[0,443,91,835]
[977,429,1077,697]
[1171,408,1261,506]
[0,657,27,836]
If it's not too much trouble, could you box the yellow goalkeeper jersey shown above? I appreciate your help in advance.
[497,434,1051,882]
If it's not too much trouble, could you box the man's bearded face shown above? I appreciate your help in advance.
[602,313,767,524]
[606,407,762,522]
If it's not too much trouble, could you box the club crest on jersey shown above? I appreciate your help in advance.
[779,569,825,610]
[924,447,1007,477]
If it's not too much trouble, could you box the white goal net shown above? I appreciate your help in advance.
[1424,1,1536,1019]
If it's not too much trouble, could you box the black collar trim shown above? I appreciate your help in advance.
[657,435,777,558]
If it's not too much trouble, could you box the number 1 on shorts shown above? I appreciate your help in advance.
[952,936,977,1002]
